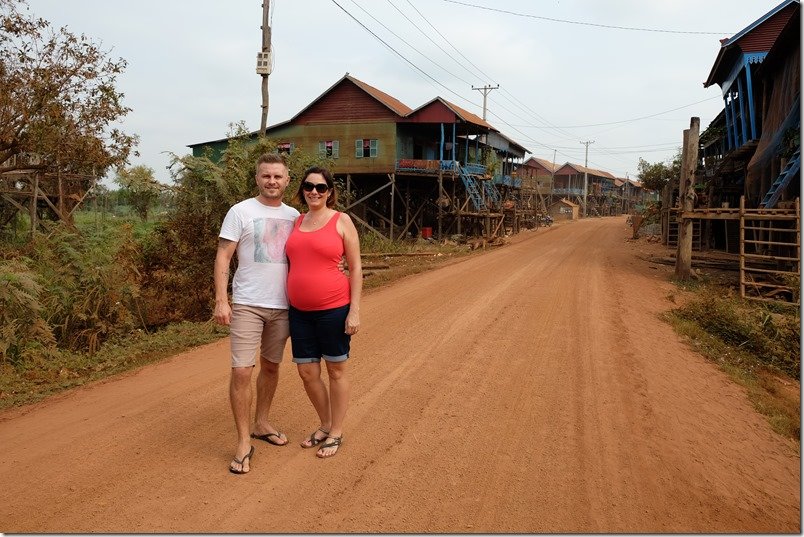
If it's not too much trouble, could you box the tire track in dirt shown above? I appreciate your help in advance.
[0,217,798,533]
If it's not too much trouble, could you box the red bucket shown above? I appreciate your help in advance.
[421,227,433,239]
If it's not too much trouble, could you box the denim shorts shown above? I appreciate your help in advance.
[288,304,351,364]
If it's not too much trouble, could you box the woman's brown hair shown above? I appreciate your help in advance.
[293,166,338,208]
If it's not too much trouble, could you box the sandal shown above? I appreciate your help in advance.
[300,427,329,449]
[229,445,254,474]
[316,436,342,458]
[251,431,288,446]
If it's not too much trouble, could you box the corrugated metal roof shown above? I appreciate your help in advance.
[276,73,413,125]
[554,162,623,180]
[188,73,412,147]
[489,130,530,156]
[346,75,413,116]
[703,0,799,87]
[414,97,494,130]
[524,157,560,173]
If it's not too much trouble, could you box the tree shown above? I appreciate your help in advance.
[0,0,137,175]
[138,124,334,325]
[637,149,681,192]
[115,165,162,221]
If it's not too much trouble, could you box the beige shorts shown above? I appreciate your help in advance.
[229,304,289,367]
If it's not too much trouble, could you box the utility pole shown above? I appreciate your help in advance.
[580,140,594,217]
[472,84,499,120]
[257,1,272,133]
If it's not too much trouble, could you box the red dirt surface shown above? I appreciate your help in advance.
[0,216,799,533]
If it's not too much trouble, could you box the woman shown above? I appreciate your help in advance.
[284,166,362,458]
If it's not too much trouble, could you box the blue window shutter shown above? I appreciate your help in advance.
[370,139,378,157]
[355,139,362,158]
[318,141,325,156]
[333,140,339,158]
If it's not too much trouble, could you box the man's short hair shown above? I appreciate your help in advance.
[255,153,288,175]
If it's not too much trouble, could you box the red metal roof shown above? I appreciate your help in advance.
[523,157,560,173]
[346,75,413,117]
[704,0,798,87]
[407,97,494,130]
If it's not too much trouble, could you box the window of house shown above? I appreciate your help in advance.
[277,142,294,154]
[318,140,339,158]
[355,138,378,158]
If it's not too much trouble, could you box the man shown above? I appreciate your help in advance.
[214,153,299,474]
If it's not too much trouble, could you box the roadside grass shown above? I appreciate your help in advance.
[0,321,228,410]
[665,283,800,445]
[360,237,473,290]
[0,235,476,411]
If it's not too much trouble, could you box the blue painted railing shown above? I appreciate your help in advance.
[457,164,486,211]
[552,187,585,196]
[492,175,522,188]
[463,163,487,175]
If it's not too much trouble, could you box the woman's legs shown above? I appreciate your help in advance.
[297,361,331,446]
[319,360,349,457]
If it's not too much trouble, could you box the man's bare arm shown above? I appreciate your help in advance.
[213,238,238,325]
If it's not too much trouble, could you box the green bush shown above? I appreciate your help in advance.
[0,259,57,364]
[0,225,140,353]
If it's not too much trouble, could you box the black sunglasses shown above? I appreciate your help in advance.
[302,181,329,193]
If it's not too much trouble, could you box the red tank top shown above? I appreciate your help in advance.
[285,212,351,311]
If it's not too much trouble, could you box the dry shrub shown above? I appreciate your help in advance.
[14,226,142,355]
[673,288,800,379]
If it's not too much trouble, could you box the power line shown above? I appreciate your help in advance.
[332,0,687,177]
[442,0,732,35]
[402,0,491,82]
[349,0,474,86]
[329,0,474,107]
[384,0,483,85]
[471,84,498,120]
[504,96,721,129]
[401,1,596,144]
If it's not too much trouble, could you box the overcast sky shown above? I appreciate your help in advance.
[27,0,784,183]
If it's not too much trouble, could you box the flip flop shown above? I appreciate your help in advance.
[251,431,288,446]
[316,436,342,458]
[300,427,329,449]
[229,445,255,474]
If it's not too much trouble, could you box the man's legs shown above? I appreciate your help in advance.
[229,365,254,472]
[252,358,287,443]
[251,308,289,443]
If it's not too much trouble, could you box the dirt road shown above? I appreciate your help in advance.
[0,217,799,533]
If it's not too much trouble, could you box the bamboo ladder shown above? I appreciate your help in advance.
[739,196,800,305]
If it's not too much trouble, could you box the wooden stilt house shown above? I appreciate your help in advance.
[189,73,532,240]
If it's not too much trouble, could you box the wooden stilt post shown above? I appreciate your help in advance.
[58,169,65,224]
[739,195,746,298]
[437,170,443,239]
[455,178,461,236]
[30,173,39,238]
[389,173,395,241]
[675,117,700,279]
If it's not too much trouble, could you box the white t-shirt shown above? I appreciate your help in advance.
[219,198,300,309]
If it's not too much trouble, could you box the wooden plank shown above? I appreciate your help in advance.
[675,117,700,279]
[741,266,799,276]
[743,239,799,246]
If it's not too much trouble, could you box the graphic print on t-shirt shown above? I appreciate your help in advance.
[253,217,294,263]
